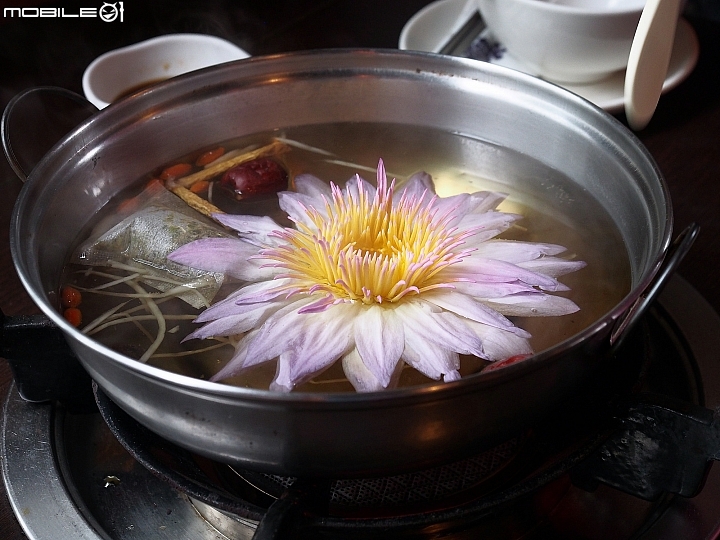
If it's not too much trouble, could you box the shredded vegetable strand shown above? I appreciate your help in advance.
[82,301,130,335]
[120,279,166,362]
[129,315,156,343]
[73,282,211,308]
[274,136,336,156]
[108,262,214,308]
[86,271,143,290]
[80,266,212,309]
[73,287,190,300]
[150,341,229,358]
[86,314,196,336]
[323,159,405,180]
[86,295,177,329]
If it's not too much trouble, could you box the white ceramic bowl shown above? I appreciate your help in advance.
[476,0,645,84]
[82,33,249,109]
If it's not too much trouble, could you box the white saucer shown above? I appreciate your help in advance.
[399,0,699,113]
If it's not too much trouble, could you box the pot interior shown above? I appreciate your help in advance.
[12,49,671,390]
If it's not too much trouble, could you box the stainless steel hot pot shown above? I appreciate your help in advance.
[7,50,684,477]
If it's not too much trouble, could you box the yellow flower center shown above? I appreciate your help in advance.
[262,175,470,305]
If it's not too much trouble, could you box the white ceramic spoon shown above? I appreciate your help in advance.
[624,0,683,130]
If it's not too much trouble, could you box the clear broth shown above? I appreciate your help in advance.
[61,122,631,392]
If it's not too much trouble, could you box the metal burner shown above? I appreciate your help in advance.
[4,276,720,539]
[314,439,520,506]
[218,436,520,509]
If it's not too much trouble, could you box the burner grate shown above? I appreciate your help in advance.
[330,438,519,506]
[262,438,519,507]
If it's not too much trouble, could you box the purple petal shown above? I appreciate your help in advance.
[231,278,296,305]
[427,189,508,224]
[396,171,435,202]
[269,375,293,392]
[241,298,318,368]
[194,288,247,322]
[271,308,354,390]
[168,238,275,281]
[353,306,404,388]
[452,258,564,291]
[342,349,384,392]
[484,293,581,317]
[463,319,533,362]
[190,294,297,339]
[278,191,326,228]
[443,370,461,382]
[194,301,275,328]
[211,214,282,247]
[344,174,376,202]
[402,328,460,380]
[473,241,568,262]
[441,268,528,284]
[209,333,254,381]
[518,258,587,278]
[456,211,521,241]
[195,280,292,322]
[453,280,556,298]
[293,173,332,199]
[465,191,507,214]
[187,305,273,340]
[421,290,523,334]
[429,193,472,226]
[394,301,485,357]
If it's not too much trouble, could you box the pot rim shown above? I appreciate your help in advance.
[10,48,673,407]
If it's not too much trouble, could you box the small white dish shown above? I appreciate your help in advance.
[475,0,645,84]
[83,33,250,110]
[399,0,699,113]
[399,0,479,54]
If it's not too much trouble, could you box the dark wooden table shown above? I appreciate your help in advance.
[1,1,719,537]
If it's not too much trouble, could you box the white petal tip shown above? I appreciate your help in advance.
[269,381,294,393]
[443,370,462,383]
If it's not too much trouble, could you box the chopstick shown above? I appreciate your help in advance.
[438,11,487,56]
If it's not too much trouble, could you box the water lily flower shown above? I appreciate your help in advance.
[168,160,585,392]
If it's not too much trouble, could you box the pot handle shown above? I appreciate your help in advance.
[610,223,699,349]
[571,392,720,500]
[0,309,95,412]
[1,86,98,182]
